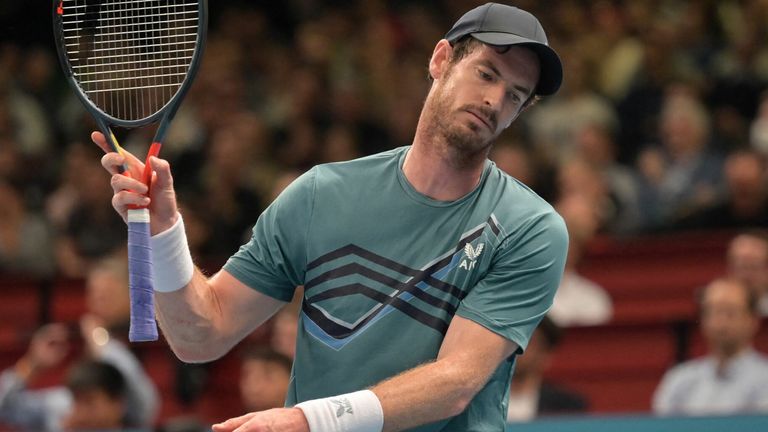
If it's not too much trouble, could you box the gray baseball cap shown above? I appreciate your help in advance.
[445,3,563,96]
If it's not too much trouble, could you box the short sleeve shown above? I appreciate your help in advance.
[223,168,316,302]
[456,210,568,354]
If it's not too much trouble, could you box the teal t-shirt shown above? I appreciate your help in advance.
[223,146,568,431]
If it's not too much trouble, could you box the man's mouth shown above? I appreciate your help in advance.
[464,108,494,131]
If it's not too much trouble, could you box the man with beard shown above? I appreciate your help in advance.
[653,278,768,415]
[93,3,566,431]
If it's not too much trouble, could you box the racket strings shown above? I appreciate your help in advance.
[60,0,199,121]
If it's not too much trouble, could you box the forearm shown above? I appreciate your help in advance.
[150,216,286,362]
[149,213,231,362]
[372,358,484,432]
[372,317,516,432]
[154,269,230,363]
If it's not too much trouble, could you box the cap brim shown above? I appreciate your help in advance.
[471,33,563,96]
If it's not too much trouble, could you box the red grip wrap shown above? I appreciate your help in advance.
[141,142,162,187]
[125,143,162,211]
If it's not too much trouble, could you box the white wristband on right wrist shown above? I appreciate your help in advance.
[150,213,194,293]
[296,389,384,432]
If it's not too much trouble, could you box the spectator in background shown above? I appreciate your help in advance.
[549,194,613,326]
[490,136,558,202]
[507,316,587,422]
[61,360,133,431]
[0,69,52,160]
[727,232,768,316]
[0,324,70,431]
[239,346,292,413]
[491,139,537,188]
[0,259,159,430]
[196,127,263,260]
[674,149,768,229]
[653,278,768,415]
[637,89,724,229]
[0,330,137,431]
[557,157,609,226]
[0,179,55,277]
[48,143,125,278]
[524,47,618,162]
[582,1,644,102]
[81,258,160,427]
[574,122,644,233]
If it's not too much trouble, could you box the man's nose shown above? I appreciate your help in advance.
[483,83,506,109]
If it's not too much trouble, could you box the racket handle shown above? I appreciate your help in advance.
[127,208,158,342]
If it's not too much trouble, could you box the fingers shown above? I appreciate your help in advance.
[96,136,179,225]
[110,173,148,195]
[101,152,126,175]
[110,174,150,217]
[212,413,258,432]
[94,131,147,174]
[111,191,150,216]
[149,156,174,189]
[91,131,110,153]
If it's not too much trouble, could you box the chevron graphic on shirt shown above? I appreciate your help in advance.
[302,215,502,350]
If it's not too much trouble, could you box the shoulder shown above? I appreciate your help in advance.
[312,147,405,184]
[483,165,567,250]
[486,163,564,228]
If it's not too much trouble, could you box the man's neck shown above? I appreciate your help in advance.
[713,344,751,372]
[404,130,487,202]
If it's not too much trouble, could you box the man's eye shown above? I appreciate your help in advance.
[478,69,493,81]
[507,92,521,103]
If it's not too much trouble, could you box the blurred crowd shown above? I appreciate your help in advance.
[2,1,768,429]
[1,0,768,279]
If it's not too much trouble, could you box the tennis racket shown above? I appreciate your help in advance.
[53,0,207,342]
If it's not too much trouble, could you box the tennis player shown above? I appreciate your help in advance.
[95,3,567,431]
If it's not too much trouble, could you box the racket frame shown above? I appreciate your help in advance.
[52,0,208,139]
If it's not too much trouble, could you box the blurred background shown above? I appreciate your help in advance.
[1,0,768,430]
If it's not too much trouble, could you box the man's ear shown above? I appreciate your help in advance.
[429,39,453,81]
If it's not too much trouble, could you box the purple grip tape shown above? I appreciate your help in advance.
[127,209,158,342]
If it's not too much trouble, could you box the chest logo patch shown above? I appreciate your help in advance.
[460,242,484,271]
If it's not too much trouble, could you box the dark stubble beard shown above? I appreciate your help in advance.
[423,84,497,170]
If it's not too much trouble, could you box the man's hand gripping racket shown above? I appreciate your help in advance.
[54,0,207,341]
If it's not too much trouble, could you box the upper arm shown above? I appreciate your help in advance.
[208,269,287,343]
[213,168,318,342]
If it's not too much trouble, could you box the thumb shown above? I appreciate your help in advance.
[148,156,174,190]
